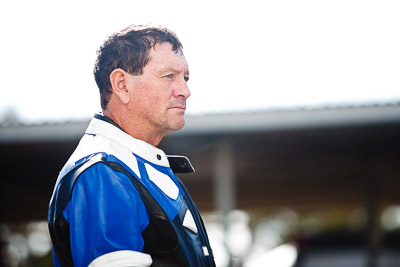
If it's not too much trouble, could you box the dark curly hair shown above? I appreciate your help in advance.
[94,24,183,109]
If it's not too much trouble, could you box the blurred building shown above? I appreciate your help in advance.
[1,102,400,267]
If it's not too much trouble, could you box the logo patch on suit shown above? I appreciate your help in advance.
[145,163,179,200]
[182,209,198,234]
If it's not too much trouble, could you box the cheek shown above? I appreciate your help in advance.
[139,93,165,116]
[135,85,158,104]
[148,91,170,106]
[136,82,172,110]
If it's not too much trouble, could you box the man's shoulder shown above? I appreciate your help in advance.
[49,153,106,221]
[68,133,111,166]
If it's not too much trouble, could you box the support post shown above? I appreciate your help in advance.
[213,138,236,217]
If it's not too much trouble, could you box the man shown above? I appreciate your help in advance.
[48,24,215,267]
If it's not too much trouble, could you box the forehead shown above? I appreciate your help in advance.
[147,42,188,72]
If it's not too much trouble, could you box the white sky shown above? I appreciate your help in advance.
[0,0,399,123]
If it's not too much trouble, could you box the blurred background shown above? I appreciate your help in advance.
[1,0,399,266]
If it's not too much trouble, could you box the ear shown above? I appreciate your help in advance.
[109,68,130,104]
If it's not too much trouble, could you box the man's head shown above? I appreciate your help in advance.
[94,24,184,110]
[94,25,190,146]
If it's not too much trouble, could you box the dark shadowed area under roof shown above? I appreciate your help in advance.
[0,102,399,223]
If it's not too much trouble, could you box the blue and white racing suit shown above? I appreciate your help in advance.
[48,114,215,267]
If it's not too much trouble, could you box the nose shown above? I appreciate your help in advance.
[174,78,191,99]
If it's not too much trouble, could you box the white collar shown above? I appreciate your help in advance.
[85,115,170,167]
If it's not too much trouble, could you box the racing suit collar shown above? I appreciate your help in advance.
[86,113,170,167]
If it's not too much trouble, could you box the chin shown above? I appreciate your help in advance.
[174,121,185,131]
[163,113,186,133]
[170,118,185,132]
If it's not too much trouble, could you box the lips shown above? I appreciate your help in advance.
[170,105,186,110]
[169,101,186,110]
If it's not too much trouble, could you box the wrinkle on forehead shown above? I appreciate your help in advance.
[147,43,189,74]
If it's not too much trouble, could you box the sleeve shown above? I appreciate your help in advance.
[62,162,152,267]
[88,250,152,267]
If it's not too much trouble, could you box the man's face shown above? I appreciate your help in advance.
[126,42,190,137]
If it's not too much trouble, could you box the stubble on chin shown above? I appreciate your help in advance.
[165,110,186,133]
[171,115,186,132]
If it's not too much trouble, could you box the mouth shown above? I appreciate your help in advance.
[170,105,186,110]
[169,101,186,111]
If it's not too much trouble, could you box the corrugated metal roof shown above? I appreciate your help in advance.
[178,101,400,135]
[1,101,400,143]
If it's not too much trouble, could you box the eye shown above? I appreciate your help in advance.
[184,76,189,82]
[164,74,173,79]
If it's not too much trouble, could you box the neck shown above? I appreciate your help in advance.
[102,109,164,147]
